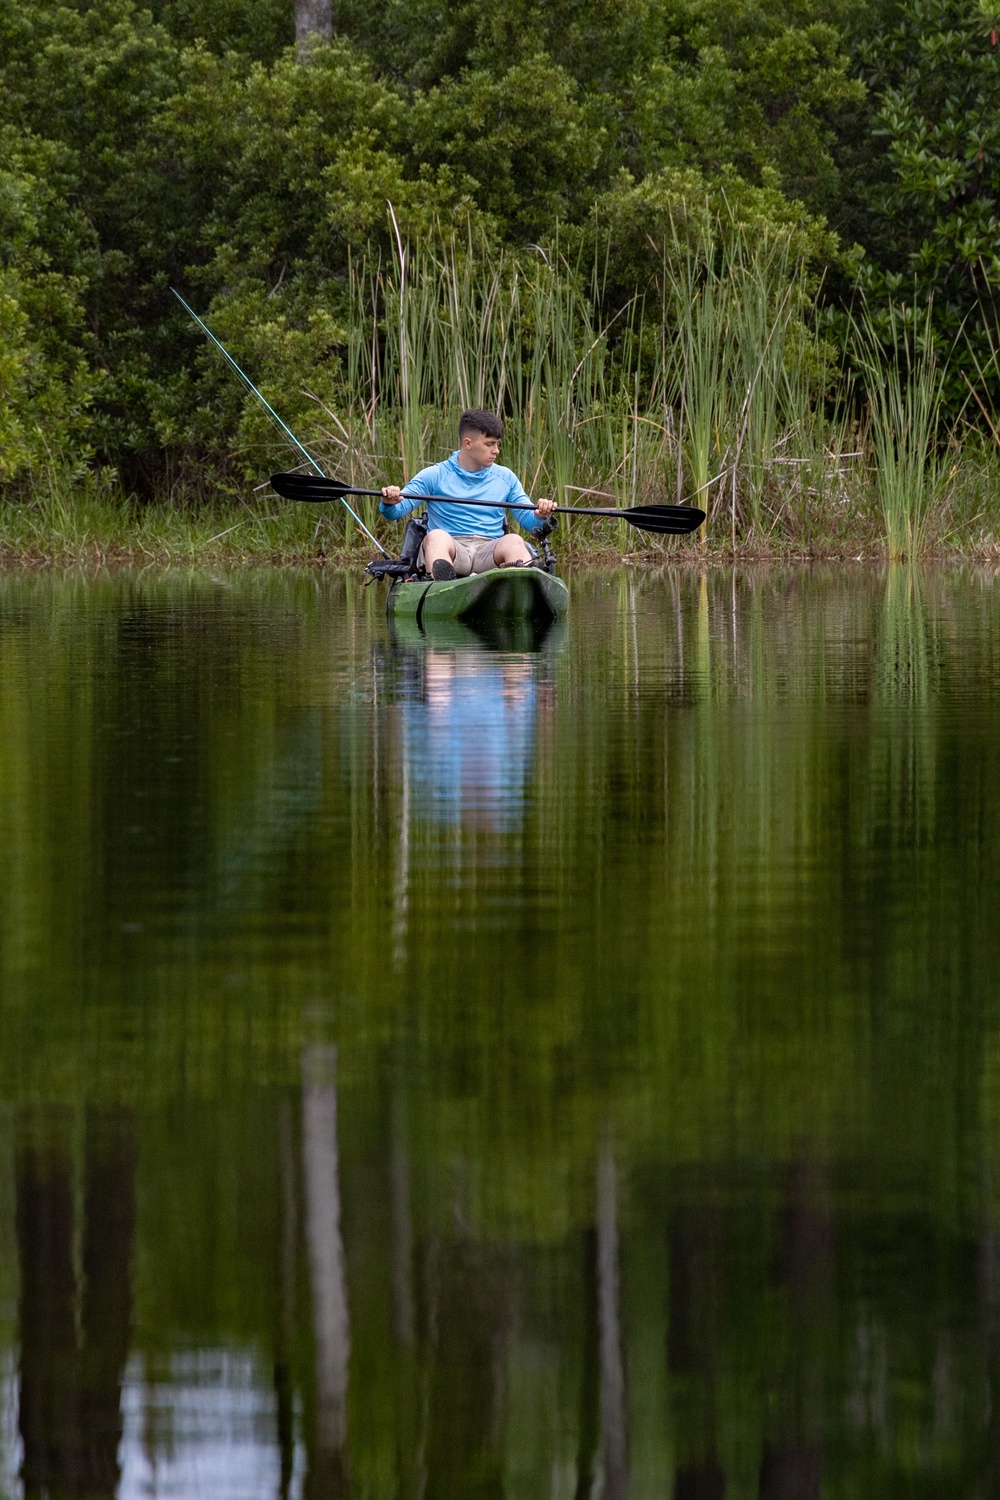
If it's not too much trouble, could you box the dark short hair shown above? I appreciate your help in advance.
[459,408,503,441]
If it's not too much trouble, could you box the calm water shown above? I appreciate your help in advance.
[2,564,1000,1498]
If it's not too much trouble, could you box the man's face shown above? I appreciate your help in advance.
[461,430,500,469]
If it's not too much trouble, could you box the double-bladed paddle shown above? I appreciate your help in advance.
[270,471,705,537]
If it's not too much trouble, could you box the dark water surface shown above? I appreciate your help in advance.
[2,564,1000,1498]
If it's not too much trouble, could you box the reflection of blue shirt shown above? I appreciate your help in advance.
[379,453,544,539]
[402,663,536,830]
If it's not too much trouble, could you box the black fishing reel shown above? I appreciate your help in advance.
[534,515,559,575]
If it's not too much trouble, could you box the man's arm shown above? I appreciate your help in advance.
[379,486,418,521]
[507,474,557,532]
[381,465,439,520]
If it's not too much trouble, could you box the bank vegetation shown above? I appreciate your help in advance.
[4,0,1000,562]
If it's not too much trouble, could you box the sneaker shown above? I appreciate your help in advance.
[432,559,457,581]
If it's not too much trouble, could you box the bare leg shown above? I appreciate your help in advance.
[423,529,457,571]
[492,534,533,567]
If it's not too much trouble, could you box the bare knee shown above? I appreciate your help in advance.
[493,535,531,565]
[423,530,456,561]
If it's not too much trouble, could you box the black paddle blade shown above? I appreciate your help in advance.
[270,472,366,502]
[622,505,705,535]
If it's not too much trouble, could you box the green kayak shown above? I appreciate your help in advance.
[387,566,569,628]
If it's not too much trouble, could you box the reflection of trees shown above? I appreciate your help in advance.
[668,1197,724,1498]
[6,568,1000,1186]
[757,1160,830,1500]
[979,1184,1000,1493]
[664,1160,833,1500]
[597,1136,628,1500]
[758,1445,821,1500]
[574,1135,629,1499]
[389,1085,420,1500]
[16,1108,136,1500]
[423,1236,511,1500]
[674,1462,726,1500]
[302,1044,351,1498]
[17,1123,77,1496]
[275,1096,299,1500]
[574,1225,600,1500]
[7,570,1000,1494]
[390,1090,415,1349]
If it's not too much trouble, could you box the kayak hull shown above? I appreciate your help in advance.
[387,567,569,627]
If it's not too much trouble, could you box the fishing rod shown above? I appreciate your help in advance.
[270,471,707,537]
[171,289,392,559]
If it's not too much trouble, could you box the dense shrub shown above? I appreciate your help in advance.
[0,0,997,493]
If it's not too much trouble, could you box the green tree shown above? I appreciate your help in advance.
[848,0,1000,366]
[0,129,96,483]
[0,0,867,489]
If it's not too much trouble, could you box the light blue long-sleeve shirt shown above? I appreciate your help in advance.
[378,452,544,539]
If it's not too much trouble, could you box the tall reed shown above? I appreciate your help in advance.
[662,232,732,545]
[659,212,818,546]
[283,215,995,561]
[853,303,947,561]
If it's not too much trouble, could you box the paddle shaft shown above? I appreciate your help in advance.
[304,483,671,522]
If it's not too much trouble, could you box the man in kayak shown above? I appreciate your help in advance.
[380,409,557,580]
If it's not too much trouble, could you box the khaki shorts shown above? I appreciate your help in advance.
[419,534,499,576]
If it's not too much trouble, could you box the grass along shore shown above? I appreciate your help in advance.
[5,445,1000,569]
[9,218,1000,568]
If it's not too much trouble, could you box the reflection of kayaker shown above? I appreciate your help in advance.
[400,651,536,831]
[380,410,556,580]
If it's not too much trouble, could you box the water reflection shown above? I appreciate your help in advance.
[17,1109,135,1499]
[383,626,559,972]
[1,566,1000,1495]
[301,1045,350,1497]
[119,1348,296,1498]
[275,1099,298,1500]
[597,1138,628,1500]
[395,648,539,831]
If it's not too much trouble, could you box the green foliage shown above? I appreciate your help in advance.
[581,164,845,307]
[0,0,996,511]
[325,0,865,224]
[408,55,602,239]
[0,129,96,482]
[146,0,291,59]
[0,0,191,464]
[849,0,1000,373]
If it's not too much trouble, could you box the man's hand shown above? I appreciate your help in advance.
[534,496,557,518]
[381,485,402,503]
